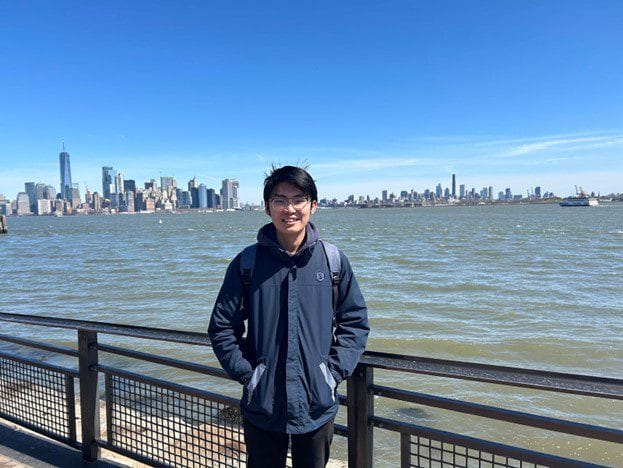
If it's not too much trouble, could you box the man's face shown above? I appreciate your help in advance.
[265,182,317,240]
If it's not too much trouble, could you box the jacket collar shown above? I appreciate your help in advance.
[257,222,319,261]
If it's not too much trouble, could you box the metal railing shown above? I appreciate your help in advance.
[0,312,621,467]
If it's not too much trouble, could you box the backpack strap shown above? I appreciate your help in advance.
[239,241,341,313]
[319,240,341,313]
[240,243,258,310]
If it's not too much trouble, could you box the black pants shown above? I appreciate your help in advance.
[243,418,334,468]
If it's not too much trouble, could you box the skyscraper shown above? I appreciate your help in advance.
[451,174,456,199]
[115,172,124,195]
[59,145,73,201]
[207,188,216,208]
[24,182,36,212]
[161,176,174,192]
[123,180,136,193]
[44,185,56,200]
[16,193,31,216]
[198,184,208,208]
[102,167,117,200]
[221,179,239,209]
[535,186,542,199]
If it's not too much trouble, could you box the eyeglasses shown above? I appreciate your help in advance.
[269,196,310,210]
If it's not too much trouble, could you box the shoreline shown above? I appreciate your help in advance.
[3,198,621,218]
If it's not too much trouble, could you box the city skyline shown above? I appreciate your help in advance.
[0,140,619,207]
[1,2,621,201]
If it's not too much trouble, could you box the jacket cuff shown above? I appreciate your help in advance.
[330,369,343,386]
[238,370,253,385]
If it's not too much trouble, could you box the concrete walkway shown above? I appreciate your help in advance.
[0,421,124,468]
[0,419,348,468]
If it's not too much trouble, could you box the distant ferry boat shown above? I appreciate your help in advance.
[559,187,598,207]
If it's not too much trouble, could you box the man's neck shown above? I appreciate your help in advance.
[276,230,306,256]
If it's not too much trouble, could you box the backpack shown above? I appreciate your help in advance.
[240,240,341,313]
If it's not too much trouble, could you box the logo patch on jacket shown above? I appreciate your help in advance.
[316,272,325,282]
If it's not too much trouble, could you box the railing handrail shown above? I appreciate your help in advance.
[0,311,208,345]
[2,311,622,467]
[2,311,622,399]
[361,350,623,399]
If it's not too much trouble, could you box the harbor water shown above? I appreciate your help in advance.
[1,203,621,465]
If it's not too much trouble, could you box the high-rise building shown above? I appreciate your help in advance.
[161,176,174,192]
[37,199,52,215]
[188,177,198,191]
[102,167,116,199]
[44,185,56,200]
[110,193,120,209]
[207,188,216,208]
[125,191,135,212]
[452,174,456,198]
[71,186,81,207]
[115,172,124,195]
[382,190,388,202]
[198,184,208,209]
[59,145,73,201]
[488,186,493,200]
[505,188,512,200]
[220,179,239,209]
[54,199,64,213]
[24,182,36,212]
[16,193,31,215]
[92,192,102,211]
[459,184,465,199]
[435,183,442,199]
[123,180,136,194]
[190,187,199,208]
[35,183,46,205]
[179,191,192,207]
[535,186,541,199]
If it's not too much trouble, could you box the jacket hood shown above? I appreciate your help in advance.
[257,222,319,255]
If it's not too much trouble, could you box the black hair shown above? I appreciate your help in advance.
[263,165,318,205]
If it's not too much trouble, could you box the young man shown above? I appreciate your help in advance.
[208,166,369,468]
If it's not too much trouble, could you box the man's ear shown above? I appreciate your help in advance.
[310,201,318,215]
[265,206,271,216]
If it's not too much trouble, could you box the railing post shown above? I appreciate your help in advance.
[78,329,100,462]
[347,363,373,468]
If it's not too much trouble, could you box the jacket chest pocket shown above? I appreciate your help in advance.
[244,359,274,416]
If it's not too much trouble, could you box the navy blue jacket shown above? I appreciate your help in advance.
[208,222,369,434]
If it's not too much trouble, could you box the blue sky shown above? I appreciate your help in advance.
[1,1,621,202]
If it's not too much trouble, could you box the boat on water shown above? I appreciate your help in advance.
[559,187,598,207]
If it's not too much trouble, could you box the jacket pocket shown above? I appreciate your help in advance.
[246,363,267,404]
[319,362,337,402]
[307,360,337,419]
[244,359,274,417]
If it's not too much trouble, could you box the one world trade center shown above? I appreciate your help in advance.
[59,144,73,202]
